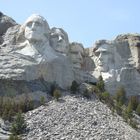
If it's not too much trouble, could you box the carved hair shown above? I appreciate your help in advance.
[16,14,50,43]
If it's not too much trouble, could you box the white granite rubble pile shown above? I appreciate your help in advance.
[23,94,140,140]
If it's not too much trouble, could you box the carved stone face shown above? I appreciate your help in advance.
[69,43,84,69]
[24,14,50,42]
[93,44,112,72]
[50,28,69,54]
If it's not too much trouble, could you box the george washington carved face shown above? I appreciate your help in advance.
[22,14,50,42]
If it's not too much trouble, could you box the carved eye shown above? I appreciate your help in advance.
[102,51,108,55]
[26,22,32,27]
[35,22,41,26]
[94,51,100,56]
[51,34,58,38]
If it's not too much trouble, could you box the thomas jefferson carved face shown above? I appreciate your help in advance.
[23,14,50,42]
[50,28,69,54]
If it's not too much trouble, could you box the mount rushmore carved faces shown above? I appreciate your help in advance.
[50,27,69,54]
[22,14,50,42]
[93,42,115,73]
[14,14,58,62]
[69,43,84,69]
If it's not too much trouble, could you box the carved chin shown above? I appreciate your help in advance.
[98,66,109,72]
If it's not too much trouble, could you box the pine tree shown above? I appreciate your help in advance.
[129,96,139,111]
[115,86,126,106]
[53,89,61,101]
[11,112,26,135]
[96,75,105,92]
[40,96,45,105]
[70,80,79,94]
[136,104,140,115]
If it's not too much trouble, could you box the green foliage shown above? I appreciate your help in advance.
[9,134,22,140]
[129,96,139,111]
[115,86,126,106]
[53,89,61,101]
[92,86,99,93]
[70,80,79,94]
[40,96,45,105]
[136,104,140,115]
[93,80,138,130]
[101,92,110,101]
[129,120,138,129]
[82,89,91,99]
[0,95,35,121]
[115,104,122,116]
[50,81,58,96]
[20,94,34,112]
[11,112,26,135]
[126,101,133,118]
[96,75,105,92]
[122,108,132,121]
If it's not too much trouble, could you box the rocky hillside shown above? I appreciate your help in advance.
[0,12,140,140]
[23,94,140,140]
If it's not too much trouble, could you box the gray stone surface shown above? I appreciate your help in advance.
[89,34,140,96]
[0,14,75,89]
[23,94,140,140]
[0,119,11,140]
[50,27,69,54]
[1,12,140,97]
[68,42,84,69]
[0,12,16,44]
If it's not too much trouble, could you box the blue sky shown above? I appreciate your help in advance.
[0,0,140,48]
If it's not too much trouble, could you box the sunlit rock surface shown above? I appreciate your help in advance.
[90,34,140,96]
[0,12,140,96]
[0,14,75,89]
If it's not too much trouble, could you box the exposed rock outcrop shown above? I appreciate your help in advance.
[0,12,140,97]
[90,34,140,96]
[0,13,96,93]
[0,11,17,44]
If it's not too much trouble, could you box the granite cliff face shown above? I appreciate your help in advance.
[0,12,16,44]
[89,34,140,96]
[1,12,140,140]
[0,12,140,97]
[0,14,87,92]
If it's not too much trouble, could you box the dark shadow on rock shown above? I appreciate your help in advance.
[58,98,65,103]
[0,78,50,97]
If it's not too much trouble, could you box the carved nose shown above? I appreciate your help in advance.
[58,36,62,41]
[98,53,103,60]
[31,23,36,29]
[78,52,82,59]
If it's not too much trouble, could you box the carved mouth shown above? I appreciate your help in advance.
[98,64,103,66]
